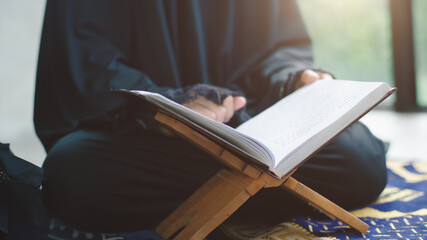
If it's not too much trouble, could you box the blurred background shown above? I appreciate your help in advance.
[0,0,46,166]
[0,0,426,167]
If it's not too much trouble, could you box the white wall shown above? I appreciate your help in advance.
[0,0,47,167]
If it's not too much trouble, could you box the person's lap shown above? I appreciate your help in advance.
[42,121,386,232]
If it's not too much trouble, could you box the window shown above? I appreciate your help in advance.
[413,0,427,107]
[297,0,394,105]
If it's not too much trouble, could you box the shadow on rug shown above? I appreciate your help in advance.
[221,161,427,240]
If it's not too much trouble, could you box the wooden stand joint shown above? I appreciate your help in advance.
[154,111,369,239]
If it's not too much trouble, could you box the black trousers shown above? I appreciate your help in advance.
[42,121,387,233]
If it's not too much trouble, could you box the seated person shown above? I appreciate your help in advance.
[36,0,387,233]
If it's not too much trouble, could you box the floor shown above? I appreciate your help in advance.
[360,110,427,162]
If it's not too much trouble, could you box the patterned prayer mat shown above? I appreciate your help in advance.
[221,161,427,240]
[44,161,427,240]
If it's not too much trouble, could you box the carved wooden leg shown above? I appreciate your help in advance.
[282,177,369,234]
[156,169,265,240]
[155,169,228,238]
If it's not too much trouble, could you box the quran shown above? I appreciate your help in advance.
[116,80,395,179]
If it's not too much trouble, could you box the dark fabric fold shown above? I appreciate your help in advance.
[35,0,313,151]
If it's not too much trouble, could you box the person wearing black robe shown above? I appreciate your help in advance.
[35,0,387,233]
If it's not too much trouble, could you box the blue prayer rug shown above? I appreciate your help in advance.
[221,161,427,240]
[45,161,427,240]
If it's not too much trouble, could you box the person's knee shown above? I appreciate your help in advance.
[41,130,219,231]
[43,132,93,188]
[333,122,387,208]
[42,131,102,221]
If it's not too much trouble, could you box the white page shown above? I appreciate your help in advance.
[127,90,273,166]
[237,80,387,168]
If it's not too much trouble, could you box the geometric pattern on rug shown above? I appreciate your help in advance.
[221,161,427,240]
[43,161,427,240]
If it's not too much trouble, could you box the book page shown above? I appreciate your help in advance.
[121,89,274,167]
[237,80,389,170]
[117,79,393,178]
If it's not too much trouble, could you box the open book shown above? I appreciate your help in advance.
[115,80,395,178]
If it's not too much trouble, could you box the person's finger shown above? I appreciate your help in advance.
[300,69,320,85]
[233,96,246,111]
[183,96,245,123]
[186,102,217,120]
[222,95,234,123]
[195,97,227,122]
[294,69,321,90]
[182,99,215,119]
[319,72,333,80]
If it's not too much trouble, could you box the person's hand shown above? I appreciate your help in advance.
[293,69,333,90]
[183,95,246,123]
[158,96,246,137]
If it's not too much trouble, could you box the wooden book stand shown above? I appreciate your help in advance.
[154,111,369,240]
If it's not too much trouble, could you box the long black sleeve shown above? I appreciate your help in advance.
[35,1,166,149]
[35,0,314,151]
[227,0,313,116]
